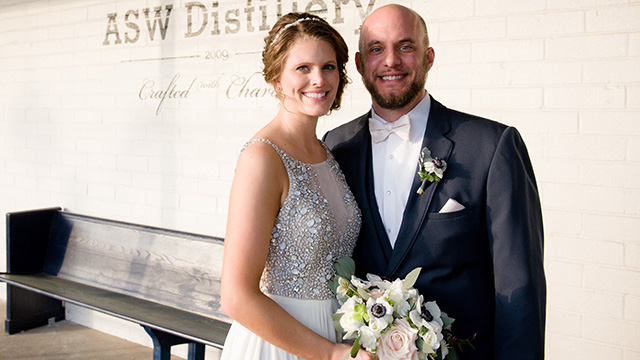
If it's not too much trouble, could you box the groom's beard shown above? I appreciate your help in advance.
[362,61,429,110]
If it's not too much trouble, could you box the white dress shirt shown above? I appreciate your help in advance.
[370,93,431,248]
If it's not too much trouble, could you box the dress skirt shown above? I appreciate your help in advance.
[220,294,340,360]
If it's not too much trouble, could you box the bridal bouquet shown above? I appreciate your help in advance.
[329,257,471,360]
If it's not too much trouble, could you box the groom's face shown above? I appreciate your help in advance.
[356,7,434,111]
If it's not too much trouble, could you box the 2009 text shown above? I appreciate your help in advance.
[204,49,230,61]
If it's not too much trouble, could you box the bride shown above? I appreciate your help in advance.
[220,12,373,360]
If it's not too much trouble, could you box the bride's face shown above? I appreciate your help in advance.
[276,38,339,118]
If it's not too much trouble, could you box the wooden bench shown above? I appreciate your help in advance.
[0,207,231,360]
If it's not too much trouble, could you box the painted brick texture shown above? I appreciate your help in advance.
[1,0,639,359]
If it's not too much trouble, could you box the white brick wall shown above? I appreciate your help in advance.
[1,0,639,359]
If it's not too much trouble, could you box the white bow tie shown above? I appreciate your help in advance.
[369,115,411,143]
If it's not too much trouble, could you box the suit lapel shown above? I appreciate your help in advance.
[386,98,453,276]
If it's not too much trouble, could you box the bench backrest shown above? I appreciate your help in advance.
[35,211,227,322]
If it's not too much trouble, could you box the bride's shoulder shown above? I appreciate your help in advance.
[236,138,286,181]
[240,138,282,162]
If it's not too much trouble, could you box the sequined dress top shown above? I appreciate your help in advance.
[242,139,361,300]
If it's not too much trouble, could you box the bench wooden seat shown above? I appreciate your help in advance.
[0,207,231,360]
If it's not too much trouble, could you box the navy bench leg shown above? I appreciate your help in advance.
[188,342,205,360]
[143,326,205,360]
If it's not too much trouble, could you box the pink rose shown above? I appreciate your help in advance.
[377,319,419,360]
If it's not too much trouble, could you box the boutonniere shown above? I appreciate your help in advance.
[417,147,447,195]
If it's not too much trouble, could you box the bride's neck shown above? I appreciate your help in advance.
[268,113,324,162]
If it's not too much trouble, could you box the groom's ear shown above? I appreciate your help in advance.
[426,47,435,72]
[355,52,364,75]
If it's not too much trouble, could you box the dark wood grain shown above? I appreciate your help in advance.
[45,212,226,320]
[1,209,231,355]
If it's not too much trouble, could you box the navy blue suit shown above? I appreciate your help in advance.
[324,97,546,360]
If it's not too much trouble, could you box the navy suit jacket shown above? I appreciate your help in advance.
[324,97,546,360]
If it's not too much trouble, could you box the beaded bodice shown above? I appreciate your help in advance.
[243,139,361,300]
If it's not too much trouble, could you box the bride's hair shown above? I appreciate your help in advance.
[262,12,349,111]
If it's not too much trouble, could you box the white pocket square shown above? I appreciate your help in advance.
[439,198,465,213]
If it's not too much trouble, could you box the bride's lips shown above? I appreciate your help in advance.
[302,91,330,99]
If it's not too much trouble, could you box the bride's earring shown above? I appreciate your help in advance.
[275,83,287,103]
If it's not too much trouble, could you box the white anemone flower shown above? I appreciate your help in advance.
[423,301,444,330]
[366,296,394,325]
[409,295,444,332]
[420,148,447,180]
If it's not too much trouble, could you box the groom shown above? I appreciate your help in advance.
[324,4,546,359]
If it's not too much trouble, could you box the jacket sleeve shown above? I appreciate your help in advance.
[486,126,546,360]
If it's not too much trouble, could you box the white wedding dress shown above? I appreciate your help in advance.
[220,139,362,360]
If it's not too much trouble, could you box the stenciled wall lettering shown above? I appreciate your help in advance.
[108,0,376,115]
[139,73,197,116]
[137,71,276,115]
[226,72,276,99]
[103,0,376,45]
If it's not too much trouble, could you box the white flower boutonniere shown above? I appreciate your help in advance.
[417,147,447,195]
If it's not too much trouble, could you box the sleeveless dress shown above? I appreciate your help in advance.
[220,139,362,360]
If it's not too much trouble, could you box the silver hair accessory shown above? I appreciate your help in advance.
[270,17,320,45]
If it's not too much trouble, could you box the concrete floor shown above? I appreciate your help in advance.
[0,303,185,360]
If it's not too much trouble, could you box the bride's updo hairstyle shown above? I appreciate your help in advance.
[263,12,349,111]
